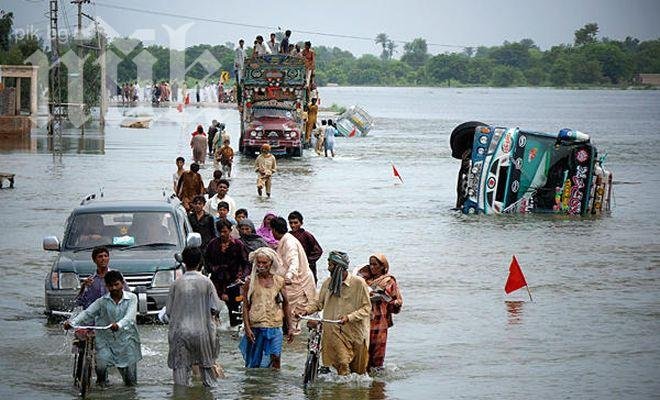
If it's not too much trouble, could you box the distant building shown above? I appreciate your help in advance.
[636,74,660,87]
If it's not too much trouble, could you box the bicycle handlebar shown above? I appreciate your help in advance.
[299,315,341,324]
[70,324,113,330]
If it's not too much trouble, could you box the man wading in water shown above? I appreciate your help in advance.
[298,251,371,375]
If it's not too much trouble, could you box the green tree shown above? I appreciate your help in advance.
[490,65,525,87]
[634,39,660,73]
[574,23,599,46]
[401,38,429,69]
[550,58,571,86]
[375,33,390,60]
[0,10,13,51]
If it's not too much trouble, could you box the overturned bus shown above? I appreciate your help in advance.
[450,121,613,215]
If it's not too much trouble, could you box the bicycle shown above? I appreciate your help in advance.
[299,315,341,388]
[54,311,112,398]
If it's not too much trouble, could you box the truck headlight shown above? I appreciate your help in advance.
[58,272,80,289]
[250,131,257,137]
[152,270,175,287]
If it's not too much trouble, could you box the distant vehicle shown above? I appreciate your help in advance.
[43,197,201,317]
[335,105,374,137]
[450,121,613,215]
[238,54,308,157]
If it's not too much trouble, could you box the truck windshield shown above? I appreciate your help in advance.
[66,211,179,249]
[252,108,293,119]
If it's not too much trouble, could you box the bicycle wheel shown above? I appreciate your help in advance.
[79,342,93,398]
[303,352,319,388]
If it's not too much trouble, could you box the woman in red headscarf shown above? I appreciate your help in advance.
[357,253,403,372]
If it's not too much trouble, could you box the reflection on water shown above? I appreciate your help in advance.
[505,300,526,325]
[1,88,659,399]
[0,134,35,152]
[0,132,105,155]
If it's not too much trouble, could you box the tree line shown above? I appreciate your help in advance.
[2,13,659,93]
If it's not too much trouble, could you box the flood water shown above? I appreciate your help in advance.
[1,87,659,399]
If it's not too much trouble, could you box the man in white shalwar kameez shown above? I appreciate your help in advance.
[269,216,317,334]
[166,247,222,386]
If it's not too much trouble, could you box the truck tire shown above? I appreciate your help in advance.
[450,121,487,159]
[292,144,302,157]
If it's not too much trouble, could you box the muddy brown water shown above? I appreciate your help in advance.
[0,87,659,399]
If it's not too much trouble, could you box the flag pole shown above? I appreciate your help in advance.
[525,285,533,302]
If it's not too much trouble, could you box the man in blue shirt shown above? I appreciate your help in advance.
[75,246,129,309]
[65,270,142,386]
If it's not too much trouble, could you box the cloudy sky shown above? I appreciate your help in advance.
[6,0,660,55]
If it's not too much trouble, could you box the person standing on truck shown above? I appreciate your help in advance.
[253,35,270,56]
[305,97,318,145]
[279,30,291,54]
[255,144,277,198]
[302,41,316,89]
[267,33,279,54]
[234,39,246,83]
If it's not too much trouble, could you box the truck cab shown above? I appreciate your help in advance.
[238,54,308,157]
[451,121,613,215]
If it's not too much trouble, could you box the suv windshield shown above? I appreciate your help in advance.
[252,108,293,119]
[65,211,179,249]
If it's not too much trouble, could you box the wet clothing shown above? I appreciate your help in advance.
[304,273,371,375]
[239,327,283,368]
[275,232,317,333]
[255,153,276,195]
[358,266,403,369]
[207,125,218,154]
[75,271,129,310]
[324,125,336,152]
[166,271,221,386]
[239,275,286,368]
[176,171,205,210]
[305,103,318,142]
[70,291,142,379]
[187,211,216,250]
[191,133,207,164]
[204,237,250,326]
[290,228,323,283]
[217,145,234,178]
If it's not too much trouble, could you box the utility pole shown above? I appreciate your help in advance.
[48,0,61,136]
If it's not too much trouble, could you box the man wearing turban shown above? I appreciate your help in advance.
[299,250,371,375]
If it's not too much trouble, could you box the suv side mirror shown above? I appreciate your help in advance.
[174,253,183,263]
[43,236,61,251]
[185,232,202,249]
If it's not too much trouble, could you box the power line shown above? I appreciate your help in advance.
[92,1,472,49]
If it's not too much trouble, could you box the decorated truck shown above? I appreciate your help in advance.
[238,54,308,157]
[450,121,613,215]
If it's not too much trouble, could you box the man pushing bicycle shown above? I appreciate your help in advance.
[297,251,371,376]
[64,270,142,386]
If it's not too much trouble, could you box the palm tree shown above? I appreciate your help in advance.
[375,33,390,60]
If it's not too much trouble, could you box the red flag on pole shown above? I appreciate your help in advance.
[391,163,404,184]
[348,127,357,137]
[504,255,528,294]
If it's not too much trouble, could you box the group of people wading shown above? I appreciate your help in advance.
[64,225,403,387]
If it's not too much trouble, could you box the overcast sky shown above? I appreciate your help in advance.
[7,0,660,55]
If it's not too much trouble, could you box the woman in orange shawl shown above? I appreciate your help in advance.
[357,253,403,371]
